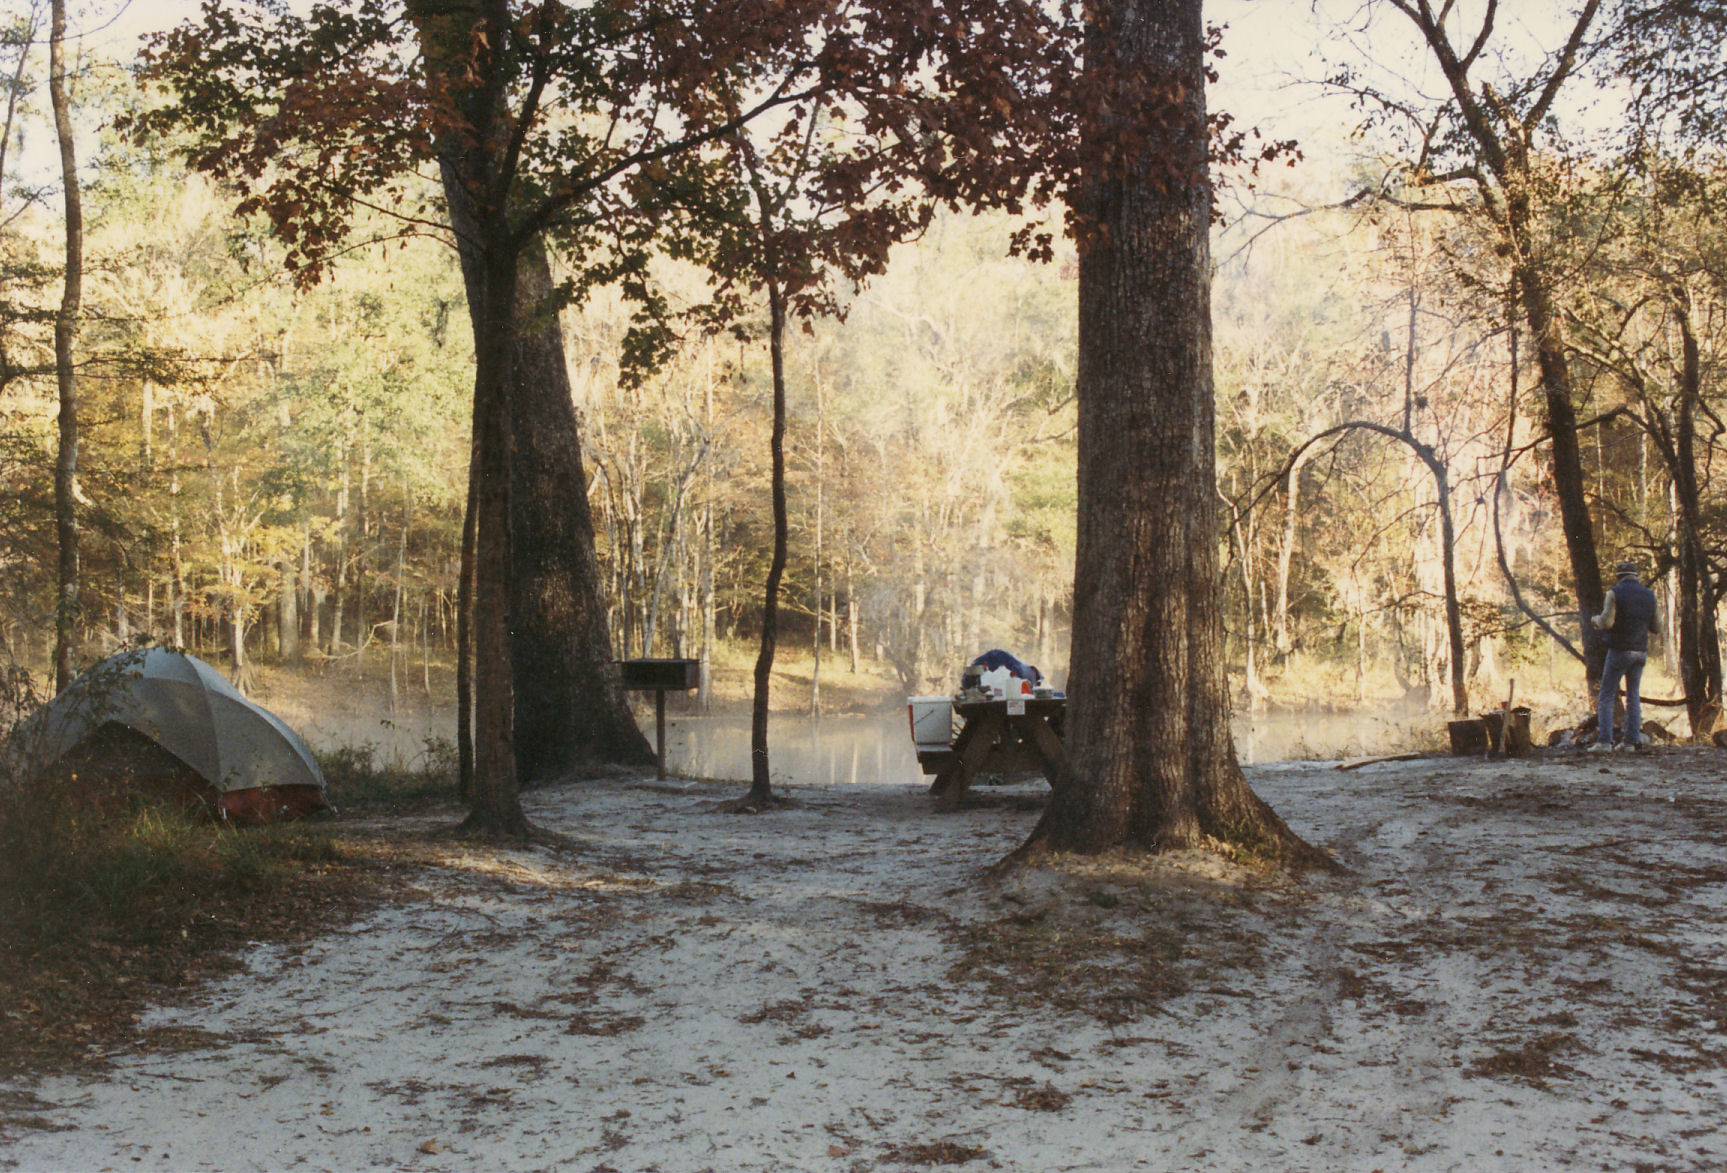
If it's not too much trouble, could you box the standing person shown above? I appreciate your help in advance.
[1591,560,1659,751]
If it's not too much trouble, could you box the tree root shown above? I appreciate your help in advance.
[439,814,578,853]
[996,825,1347,877]
[722,792,797,815]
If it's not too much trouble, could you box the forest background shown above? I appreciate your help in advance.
[0,0,1717,760]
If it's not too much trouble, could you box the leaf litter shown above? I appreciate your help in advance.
[4,749,1727,1170]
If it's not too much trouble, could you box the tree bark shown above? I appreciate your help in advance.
[810,368,824,719]
[1520,270,1605,687]
[1272,448,1307,659]
[504,239,653,780]
[302,530,318,656]
[700,361,716,711]
[329,431,349,655]
[358,442,375,676]
[49,0,81,692]
[229,595,247,689]
[457,238,527,838]
[1013,0,1328,868]
[418,0,651,799]
[390,484,407,717]
[1429,459,1469,716]
[747,272,790,808]
[456,451,478,802]
[415,0,526,837]
[1667,296,1722,734]
[846,564,859,675]
[169,405,185,648]
[278,555,301,663]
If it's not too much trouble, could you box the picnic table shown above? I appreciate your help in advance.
[925,695,1068,812]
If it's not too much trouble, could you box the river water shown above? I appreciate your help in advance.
[290,698,1435,783]
[659,705,1434,786]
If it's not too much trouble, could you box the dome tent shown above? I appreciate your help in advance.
[13,648,330,824]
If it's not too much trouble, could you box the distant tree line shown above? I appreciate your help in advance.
[8,0,1727,857]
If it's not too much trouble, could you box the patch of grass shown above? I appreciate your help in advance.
[1206,821,1286,871]
[0,762,403,1077]
[316,735,457,810]
[0,771,349,952]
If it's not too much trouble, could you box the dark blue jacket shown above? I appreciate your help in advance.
[1606,579,1658,653]
[968,649,1042,685]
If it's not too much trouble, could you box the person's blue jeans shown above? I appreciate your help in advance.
[1597,648,1648,746]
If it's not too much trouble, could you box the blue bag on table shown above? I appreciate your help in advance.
[965,648,1043,688]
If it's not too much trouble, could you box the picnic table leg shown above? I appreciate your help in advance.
[930,715,981,794]
[1019,714,1069,794]
[935,710,1005,812]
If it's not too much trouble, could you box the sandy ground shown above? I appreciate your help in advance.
[3,747,1727,1172]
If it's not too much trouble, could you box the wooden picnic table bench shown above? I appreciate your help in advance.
[924,696,1067,812]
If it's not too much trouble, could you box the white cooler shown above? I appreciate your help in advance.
[906,696,955,746]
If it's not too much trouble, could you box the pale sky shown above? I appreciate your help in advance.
[10,0,1615,212]
[1211,1,1624,147]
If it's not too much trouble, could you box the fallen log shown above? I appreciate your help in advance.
[1336,752,1429,771]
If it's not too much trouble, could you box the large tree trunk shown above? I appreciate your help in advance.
[420,0,651,789]
[49,0,81,692]
[458,239,527,838]
[416,0,526,837]
[505,239,653,780]
[1014,0,1327,868]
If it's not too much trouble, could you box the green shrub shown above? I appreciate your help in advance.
[315,735,456,809]
[0,766,344,951]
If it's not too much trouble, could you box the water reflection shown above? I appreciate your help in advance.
[1234,707,1433,764]
[663,713,917,785]
[658,705,1430,785]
